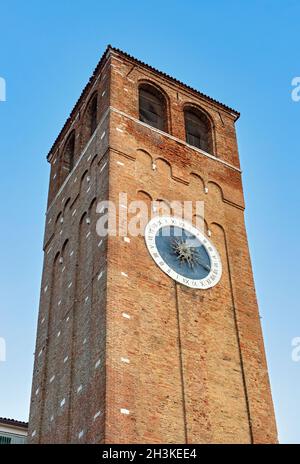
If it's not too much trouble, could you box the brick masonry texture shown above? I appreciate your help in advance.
[28,47,278,444]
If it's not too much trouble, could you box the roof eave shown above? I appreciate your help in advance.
[47,44,240,161]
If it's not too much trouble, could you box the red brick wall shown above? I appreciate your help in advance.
[28,109,110,443]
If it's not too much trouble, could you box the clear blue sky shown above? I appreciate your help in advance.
[0,0,299,443]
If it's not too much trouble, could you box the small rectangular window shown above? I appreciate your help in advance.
[0,435,12,444]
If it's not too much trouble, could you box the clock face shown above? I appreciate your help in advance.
[144,216,222,289]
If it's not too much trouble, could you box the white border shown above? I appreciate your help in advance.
[144,216,222,289]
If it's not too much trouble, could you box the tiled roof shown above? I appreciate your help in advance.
[47,45,240,160]
[0,417,28,428]
[110,46,239,116]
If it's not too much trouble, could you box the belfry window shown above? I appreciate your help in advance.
[184,108,213,154]
[81,93,98,149]
[139,84,167,132]
[62,131,75,173]
[89,94,98,136]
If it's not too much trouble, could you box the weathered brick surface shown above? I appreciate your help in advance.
[28,47,277,444]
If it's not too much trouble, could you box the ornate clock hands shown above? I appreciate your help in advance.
[171,238,198,269]
[171,238,211,272]
[198,261,211,272]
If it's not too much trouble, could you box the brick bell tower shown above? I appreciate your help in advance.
[28,46,277,444]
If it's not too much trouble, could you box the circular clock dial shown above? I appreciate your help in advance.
[144,216,222,289]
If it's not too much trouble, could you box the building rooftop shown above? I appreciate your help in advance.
[47,45,240,160]
[0,417,28,429]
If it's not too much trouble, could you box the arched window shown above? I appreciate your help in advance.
[81,93,98,149]
[89,93,98,135]
[184,107,213,153]
[62,131,75,174]
[139,84,167,131]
